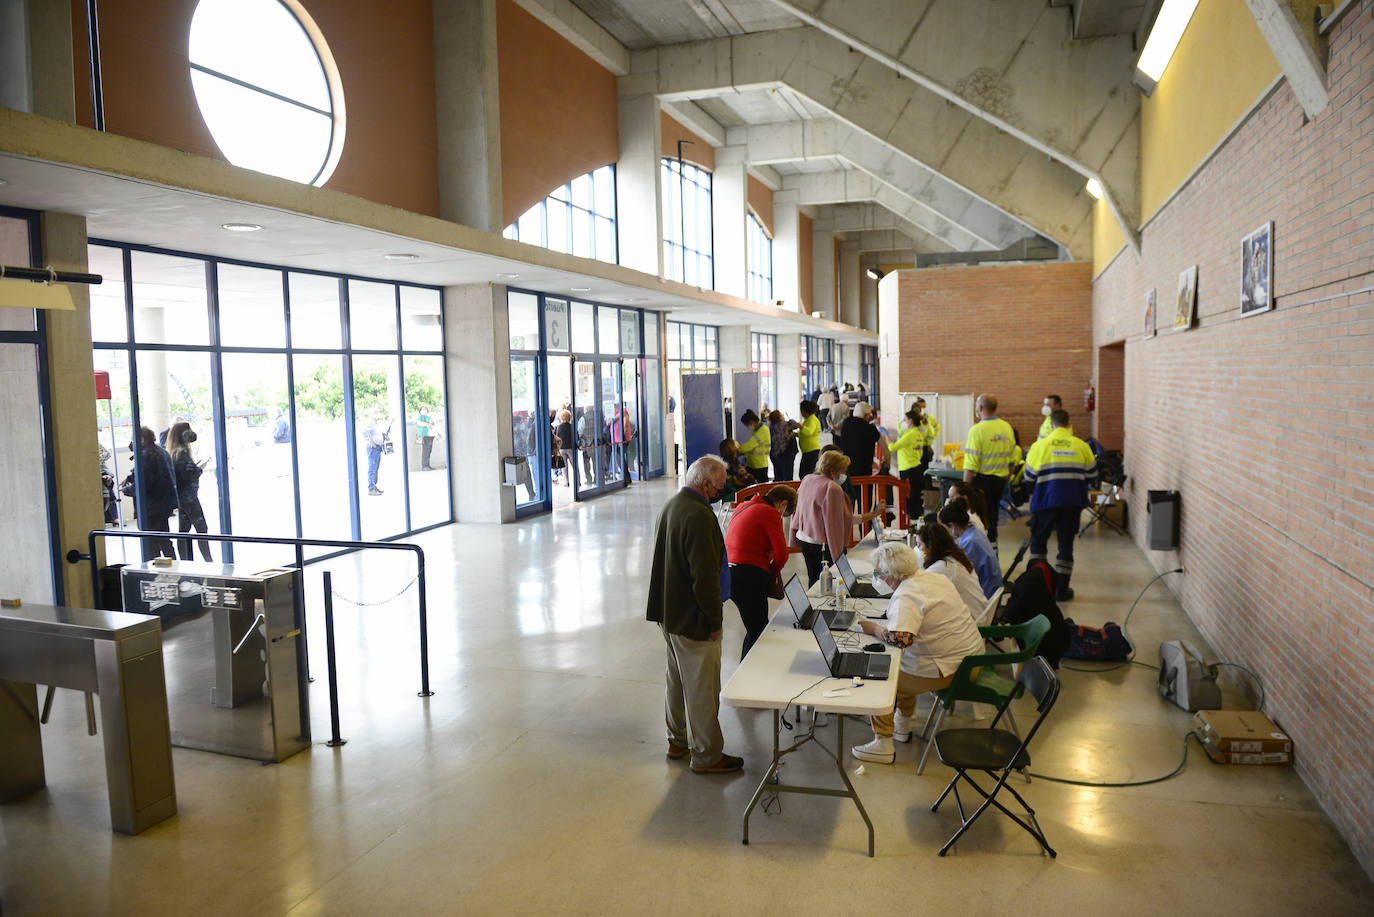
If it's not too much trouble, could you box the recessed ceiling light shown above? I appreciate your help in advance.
[384,253,419,262]
[571,286,591,292]
[496,272,520,280]
[221,222,263,233]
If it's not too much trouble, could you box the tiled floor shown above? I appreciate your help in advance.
[3,478,1372,915]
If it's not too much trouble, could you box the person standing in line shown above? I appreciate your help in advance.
[789,451,884,586]
[165,422,212,561]
[555,409,575,487]
[738,409,771,483]
[416,404,436,470]
[961,393,1016,549]
[123,425,178,560]
[363,412,390,495]
[725,484,797,659]
[646,455,744,775]
[1023,409,1097,601]
[768,409,798,481]
[796,400,822,478]
[838,402,884,503]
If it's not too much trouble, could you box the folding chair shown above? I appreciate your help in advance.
[973,587,1005,627]
[1080,475,1128,536]
[929,656,1060,857]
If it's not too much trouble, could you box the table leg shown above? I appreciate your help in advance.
[0,680,45,802]
[741,710,783,845]
[830,714,875,857]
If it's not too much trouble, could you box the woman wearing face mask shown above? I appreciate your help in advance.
[888,408,929,524]
[165,421,213,561]
[724,485,798,659]
[788,450,884,586]
[850,541,986,764]
[915,522,986,621]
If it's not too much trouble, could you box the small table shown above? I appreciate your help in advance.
[721,607,899,856]
[0,604,176,834]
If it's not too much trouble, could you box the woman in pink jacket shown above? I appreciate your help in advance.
[789,450,884,585]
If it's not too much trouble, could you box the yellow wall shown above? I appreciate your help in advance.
[1140,0,1279,220]
[1092,198,1126,277]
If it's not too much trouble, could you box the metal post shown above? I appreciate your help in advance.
[322,572,346,747]
[417,554,432,697]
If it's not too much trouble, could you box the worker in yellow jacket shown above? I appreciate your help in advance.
[797,400,822,477]
[738,410,772,483]
[962,393,1016,547]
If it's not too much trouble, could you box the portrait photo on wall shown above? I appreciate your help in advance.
[1175,265,1197,331]
[1143,288,1156,339]
[1240,221,1274,316]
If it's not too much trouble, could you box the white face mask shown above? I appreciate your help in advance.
[1041,405,1052,416]
[836,474,847,485]
[872,574,894,595]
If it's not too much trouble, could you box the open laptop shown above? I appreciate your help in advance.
[784,573,855,631]
[810,614,890,680]
[835,553,885,599]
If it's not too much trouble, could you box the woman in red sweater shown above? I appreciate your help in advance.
[725,485,798,658]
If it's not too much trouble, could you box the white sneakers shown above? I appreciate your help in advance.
[893,710,915,743]
[851,736,895,764]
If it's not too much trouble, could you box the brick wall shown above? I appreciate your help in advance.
[1093,0,1374,874]
[895,261,1094,444]
[1095,341,1125,450]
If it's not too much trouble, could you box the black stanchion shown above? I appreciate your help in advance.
[322,571,346,748]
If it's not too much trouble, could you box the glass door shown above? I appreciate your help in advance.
[620,359,640,481]
[599,360,624,486]
[572,358,601,499]
[547,354,575,507]
[509,356,545,511]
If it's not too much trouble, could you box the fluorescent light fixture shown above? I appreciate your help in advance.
[1137,0,1200,83]
[866,267,885,281]
[220,221,263,232]
[1085,178,1104,200]
[571,286,591,292]
[384,253,419,262]
[496,272,520,280]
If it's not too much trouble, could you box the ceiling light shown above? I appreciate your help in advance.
[1085,178,1104,200]
[571,286,591,292]
[866,267,885,281]
[496,272,520,280]
[220,221,263,232]
[384,253,419,262]
[1136,0,1200,85]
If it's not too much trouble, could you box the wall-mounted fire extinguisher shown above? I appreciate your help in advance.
[1083,382,1096,413]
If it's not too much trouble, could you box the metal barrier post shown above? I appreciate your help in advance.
[416,554,432,697]
[322,572,346,747]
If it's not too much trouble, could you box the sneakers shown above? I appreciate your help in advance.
[691,753,744,774]
[368,486,383,495]
[1056,587,1074,601]
[893,710,915,743]
[851,736,895,764]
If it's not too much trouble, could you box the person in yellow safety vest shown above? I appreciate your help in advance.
[738,410,772,483]
[1023,410,1097,600]
[962,393,1016,548]
[1038,394,1073,440]
[797,400,822,477]
[889,407,929,524]
[912,396,940,488]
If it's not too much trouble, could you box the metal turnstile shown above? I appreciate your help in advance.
[121,561,309,762]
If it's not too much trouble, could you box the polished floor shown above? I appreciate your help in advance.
[3,478,1372,916]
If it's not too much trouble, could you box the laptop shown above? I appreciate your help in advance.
[869,517,906,544]
[835,553,885,599]
[810,614,890,680]
[784,573,855,632]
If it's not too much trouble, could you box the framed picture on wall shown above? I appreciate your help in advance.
[1175,265,1197,330]
[1240,221,1274,316]
[1143,288,1156,339]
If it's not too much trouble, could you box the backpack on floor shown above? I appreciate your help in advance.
[1157,640,1223,711]
[1062,618,1132,661]
[999,560,1071,668]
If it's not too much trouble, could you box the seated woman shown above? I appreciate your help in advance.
[724,484,798,659]
[945,480,989,534]
[851,542,986,764]
[915,522,986,621]
[938,501,1002,598]
[717,438,755,502]
[788,450,884,586]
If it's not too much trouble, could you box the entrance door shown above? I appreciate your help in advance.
[599,360,624,486]
[620,359,641,481]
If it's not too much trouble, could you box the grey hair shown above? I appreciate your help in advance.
[871,542,921,581]
[685,454,728,489]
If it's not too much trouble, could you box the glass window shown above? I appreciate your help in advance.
[544,298,569,353]
[353,353,405,540]
[571,301,595,353]
[747,212,773,304]
[131,251,209,345]
[187,0,344,186]
[504,166,618,264]
[509,358,542,508]
[598,305,619,355]
[348,279,397,350]
[292,353,351,556]
[752,332,777,410]
[400,286,443,351]
[661,157,714,288]
[619,310,640,356]
[288,272,341,349]
[88,244,128,342]
[221,352,294,568]
[644,312,659,356]
[508,291,540,352]
[218,263,285,348]
[405,355,448,528]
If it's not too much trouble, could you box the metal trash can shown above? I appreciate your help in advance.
[1147,490,1181,550]
[503,455,527,486]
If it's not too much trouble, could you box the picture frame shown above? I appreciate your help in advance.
[1240,221,1274,316]
[1143,288,1156,339]
[1174,265,1197,331]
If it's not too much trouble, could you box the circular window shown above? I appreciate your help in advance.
[188,0,346,186]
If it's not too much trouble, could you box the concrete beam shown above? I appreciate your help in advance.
[661,100,727,146]
[512,0,630,75]
[784,173,965,251]
[1244,0,1329,118]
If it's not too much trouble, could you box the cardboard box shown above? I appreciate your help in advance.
[1194,710,1293,765]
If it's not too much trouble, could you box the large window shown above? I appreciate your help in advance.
[860,344,878,403]
[801,334,835,399]
[661,158,713,287]
[666,319,719,460]
[188,0,345,186]
[504,166,618,264]
[751,332,777,411]
[90,241,449,567]
[746,212,773,304]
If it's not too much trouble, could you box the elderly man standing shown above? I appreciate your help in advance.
[646,455,744,775]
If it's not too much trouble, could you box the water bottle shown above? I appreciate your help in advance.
[820,564,833,596]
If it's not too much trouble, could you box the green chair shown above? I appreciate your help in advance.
[915,615,1052,775]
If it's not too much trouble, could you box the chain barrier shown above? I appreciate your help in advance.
[328,573,420,607]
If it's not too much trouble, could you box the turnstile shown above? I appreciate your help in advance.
[121,562,309,762]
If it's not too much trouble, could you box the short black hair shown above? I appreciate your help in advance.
[740,409,759,426]
[1050,409,1070,428]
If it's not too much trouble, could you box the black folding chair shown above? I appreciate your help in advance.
[929,655,1060,857]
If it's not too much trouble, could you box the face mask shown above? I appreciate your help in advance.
[1041,405,1052,416]
[181,430,197,444]
[872,575,894,596]
[836,474,847,485]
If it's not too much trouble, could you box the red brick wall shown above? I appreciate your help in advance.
[1093,1,1374,874]
[895,261,1094,444]
[1095,341,1125,450]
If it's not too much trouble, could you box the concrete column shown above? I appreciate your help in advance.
[616,94,663,276]
[434,0,502,231]
[711,145,747,297]
[41,211,103,606]
[1,0,75,120]
[445,282,514,522]
[771,190,800,311]
[811,227,836,320]
[877,273,900,417]
[776,333,802,414]
[718,324,750,394]
[838,241,860,327]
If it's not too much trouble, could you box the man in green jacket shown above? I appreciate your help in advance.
[646,454,744,774]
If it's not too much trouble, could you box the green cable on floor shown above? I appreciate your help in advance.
[1029,732,1202,788]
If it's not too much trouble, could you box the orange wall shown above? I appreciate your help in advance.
[660,112,715,171]
[497,0,618,226]
[747,175,773,236]
[799,212,813,313]
[71,0,440,216]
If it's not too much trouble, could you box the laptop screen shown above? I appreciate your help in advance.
[811,613,839,667]
[836,553,860,590]
[784,574,811,620]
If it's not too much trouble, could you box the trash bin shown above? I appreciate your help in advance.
[503,455,527,486]
[1147,490,1180,550]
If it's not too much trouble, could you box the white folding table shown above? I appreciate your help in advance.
[721,606,899,856]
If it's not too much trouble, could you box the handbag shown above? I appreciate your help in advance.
[767,571,786,600]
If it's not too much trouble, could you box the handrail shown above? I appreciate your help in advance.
[69,529,432,698]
